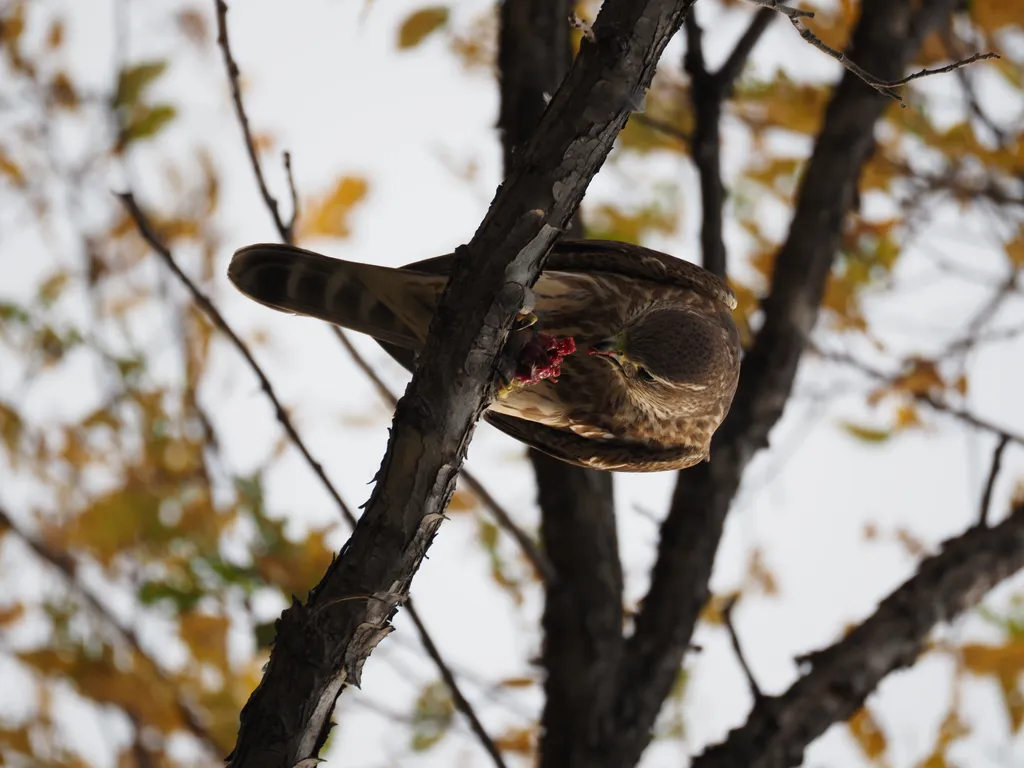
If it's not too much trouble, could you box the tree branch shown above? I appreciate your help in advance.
[332,326,554,582]
[210,5,507,759]
[214,0,293,243]
[692,504,1024,768]
[498,4,624,766]
[977,435,1011,528]
[604,2,964,764]
[684,7,775,277]
[225,1,699,765]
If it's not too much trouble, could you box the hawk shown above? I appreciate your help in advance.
[228,240,741,472]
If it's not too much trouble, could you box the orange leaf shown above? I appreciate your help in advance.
[448,489,477,512]
[493,726,535,755]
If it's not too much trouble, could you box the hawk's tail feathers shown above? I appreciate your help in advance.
[228,243,443,351]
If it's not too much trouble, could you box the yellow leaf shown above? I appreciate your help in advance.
[397,7,449,50]
[971,0,1021,33]
[848,706,888,760]
[298,176,369,240]
[113,61,168,110]
[497,676,535,688]
[180,612,229,670]
[0,149,25,185]
[895,404,921,429]
[699,591,740,626]
[840,422,891,443]
[1006,228,1024,268]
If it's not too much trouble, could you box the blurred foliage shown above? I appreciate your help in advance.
[0,0,1022,766]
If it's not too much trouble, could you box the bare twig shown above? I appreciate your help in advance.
[331,326,555,582]
[754,0,997,106]
[214,0,291,242]
[404,602,509,768]
[811,345,1024,447]
[0,504,223,757]
[743,0,814,21]
[117,192,358,529]
[633,114,691,144]
[684,6,774,276]
[722,596,764,703]
[885,52,1000,89]
[978,435,1011,528]
[693,504,1024,768]
[283,150,299,241]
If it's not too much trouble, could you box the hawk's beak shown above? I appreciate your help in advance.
[589,338,620,364]
[589,338,627,371]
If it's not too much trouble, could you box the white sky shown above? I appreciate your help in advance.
[2,0,1024,766]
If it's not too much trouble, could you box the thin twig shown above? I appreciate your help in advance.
[331,326,555,582]
[404,602,509,768]
[885,52,1000,88]
[978,435,1011,528]
[753,1,998,107]
[214,0,290,241]
[811,345,1024,447]
[283,151,299,242]
[743,0,814,21]
[0,504,222,756]
[721,596,764,703]
[633,114,690,144]
[116,192,359,529]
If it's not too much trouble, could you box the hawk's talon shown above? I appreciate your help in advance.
[512,311,539,331]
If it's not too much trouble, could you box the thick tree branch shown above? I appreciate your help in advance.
[693,504,1024,768]
[684,7,774,276]
[210,7,509,759]
[225,2,698,765]
[331,326,553,582]
[604,2,963,764]
[498,4,624,766]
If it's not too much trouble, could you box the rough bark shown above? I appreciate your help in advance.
[226,1,698,765]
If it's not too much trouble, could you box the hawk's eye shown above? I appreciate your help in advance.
[637,367,656,383]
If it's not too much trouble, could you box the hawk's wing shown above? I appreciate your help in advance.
[483,412,707,472]
[400,239,736,309]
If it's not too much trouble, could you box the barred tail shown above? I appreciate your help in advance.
[228,243,445,350]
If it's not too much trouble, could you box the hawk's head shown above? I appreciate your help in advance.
[589,307,737,418]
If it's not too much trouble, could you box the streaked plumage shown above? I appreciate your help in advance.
[228,240,741,472]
